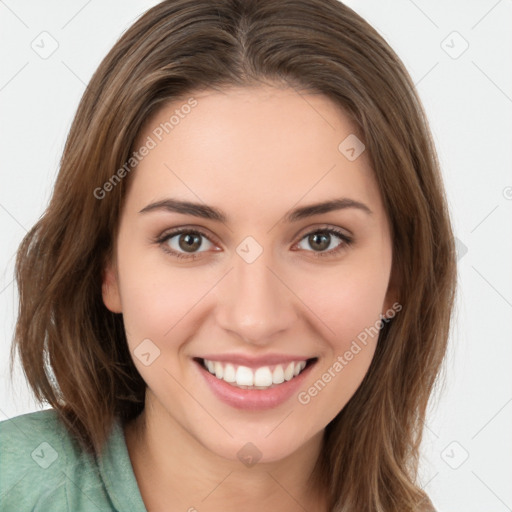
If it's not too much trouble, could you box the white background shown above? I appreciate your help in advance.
[1,1,511,510]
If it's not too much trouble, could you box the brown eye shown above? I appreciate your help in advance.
[307,232,331,251]
[177,232,203,252]
[157,229,216,259]
[296,228,352,257]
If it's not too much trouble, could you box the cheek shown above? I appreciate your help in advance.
[115,250,210,355]
[296,339,376,435]
[116,262,212,405]
[292,256,389,422]
[304,259,391,345]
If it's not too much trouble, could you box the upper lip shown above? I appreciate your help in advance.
[195,353,317,368]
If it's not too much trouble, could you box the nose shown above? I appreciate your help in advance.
[215,249,298,345]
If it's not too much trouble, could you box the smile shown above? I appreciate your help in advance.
[200,358,311,390]
[193,355,318,410]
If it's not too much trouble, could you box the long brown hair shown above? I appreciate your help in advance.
[10,1,456,510]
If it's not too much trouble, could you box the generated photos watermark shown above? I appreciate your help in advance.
[297,301,402,405]
[93,97,198,200]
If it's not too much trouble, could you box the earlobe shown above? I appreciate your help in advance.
[101,261,123,313]
[382,261,401,319]
[382,285,399,317]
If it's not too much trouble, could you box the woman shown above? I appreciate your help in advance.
[0,0,456,510]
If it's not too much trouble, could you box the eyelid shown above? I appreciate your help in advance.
[293,222,353,240]
[156,225,222,246]
[291,226,352,257]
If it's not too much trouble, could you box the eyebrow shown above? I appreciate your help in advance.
[138,197,373,223]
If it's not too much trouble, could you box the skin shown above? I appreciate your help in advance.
[102,84,398,511]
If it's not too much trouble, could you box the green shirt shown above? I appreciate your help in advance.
[0,408,147,511]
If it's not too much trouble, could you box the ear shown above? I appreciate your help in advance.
[102,258,123,313]
[382,259,401,318]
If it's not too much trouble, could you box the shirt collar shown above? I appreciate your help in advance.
[97,417,148,512]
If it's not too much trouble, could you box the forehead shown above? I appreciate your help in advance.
[127,85,382,222]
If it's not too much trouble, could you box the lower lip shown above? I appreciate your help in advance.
[194,359,316,411]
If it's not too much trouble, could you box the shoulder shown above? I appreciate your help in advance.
[0,407,69,445]
[0,408,101,511]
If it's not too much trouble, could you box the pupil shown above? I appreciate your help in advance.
[310,233,329,251]
[179,233,201,252]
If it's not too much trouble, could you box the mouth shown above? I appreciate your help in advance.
[193,355,318,410]
[193,357,317,390]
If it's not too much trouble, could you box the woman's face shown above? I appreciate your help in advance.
[103,85,397,463]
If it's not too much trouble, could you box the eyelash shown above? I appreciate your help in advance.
[155,226,353,261]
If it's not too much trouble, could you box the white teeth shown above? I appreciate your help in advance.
[284,362,295,381]
[295,361,306,375]
[201,358,310,389]
[235,366,254,386]
[214,361,223,379]
[223,363,236,383]
[254,367,273,387]
[272,365,285,384]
